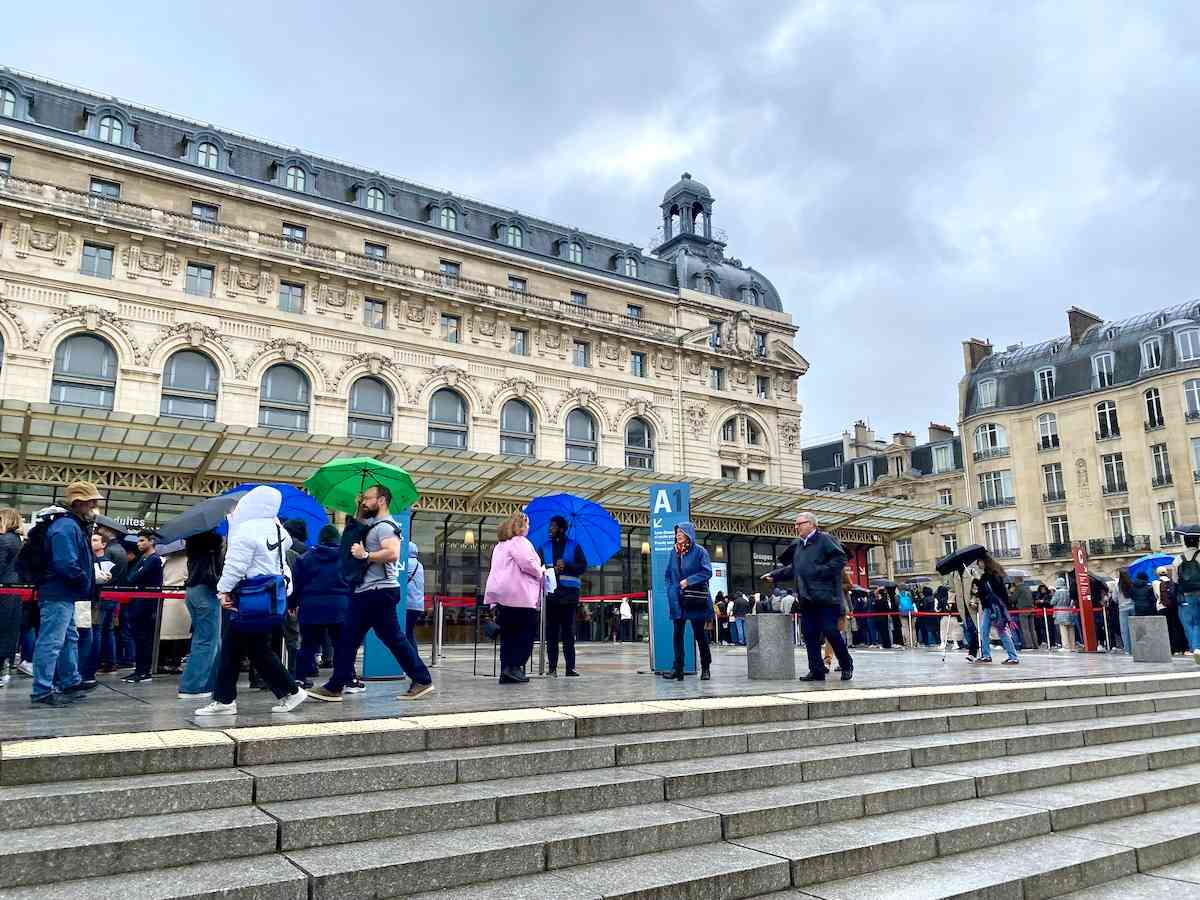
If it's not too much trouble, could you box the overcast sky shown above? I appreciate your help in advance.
[2,1,1196,445]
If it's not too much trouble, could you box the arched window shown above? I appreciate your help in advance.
[694,210,706,235]
[428,388,468,448]
[440,207,457,231]
[0,88,15,118]
[720,418,737,442]
[500,399,536,457]
[568,241,583,264]
[259,364,310,431]
[161,350,218,421]
[974,423,1008,452]
[285,165,306,192]
[97,115,123,145]
[196,142,219,170]
[625,417,654,470]
[623,256,638,278]
[701,276,715,295]
[1037,413,1058,449]
[1096,400,1120,439]
[746,420,763,446]
[1145,388,1165,428]
[52,334,117,410]
[565,408,598,464]
[365,187,385,212]
[348,376,393,440]
[506,224,523,248]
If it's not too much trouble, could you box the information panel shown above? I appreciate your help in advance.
[648,483,693,673]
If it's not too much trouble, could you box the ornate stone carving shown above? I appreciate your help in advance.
[778,417,801,453]
[160,321,232,356]
[333,352,415,403]
[483,376,544,415]
[315,284,357,319]
[477,317,497,337]
[406,303,427,324]
[13,224,75,265]
[685,403,708,438]
[32,304,147,364]
[687,357,702,376]
[28,229,57,252]
[541,329,562,350]
[122,246,181,285]
[237,337,331,384]
[552,388,614,430]
[1075,458,1090,497]
[0,289,32,350]
[655,352,676,373]
[415,364,476,401]
[222,264,274,302]
[237,271,261,291]
[601,341,629,365]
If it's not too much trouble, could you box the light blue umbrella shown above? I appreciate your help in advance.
[525,493,621,568]
[1128,553,1176,582]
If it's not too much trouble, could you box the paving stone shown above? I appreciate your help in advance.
[544,702,703,736]
[244,750,458,802]
[0,729,234,785]
[646,694,807,726]
[1064,802,1200,871]
[226,718,426,765]
[401,708,576,749]
[453,737,617,782]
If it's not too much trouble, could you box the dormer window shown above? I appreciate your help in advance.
[365,187,385,212]
[701,276,715,294]
[197,142,219,170]
[977,379,997,409]
[568,241,582,264]
[440,207,457,231]
[1179,329,1200,362]
[1142,337,1162,371]
[1035,366,1056,402]
[1091,352,1115,389]
[624,256,638,278]
[285,165,306,192]
[98,115,123,145]
[506,224,523,248]
[1105,327,1117,340]
[0,88,15,118]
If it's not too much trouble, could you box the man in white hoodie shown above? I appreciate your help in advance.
[196,486,307,716]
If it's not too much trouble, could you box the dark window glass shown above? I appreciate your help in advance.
[259,364,310,431]
[349,376,393,440]
[364,298,386,330]
[625,417,654,469]
[185,262,214,297]
[500,399,536,457]
[80,243,114,278]
[192,202,219,223]
[429,388,468,448]
[161,350,218,421]
[89,178,120,199]
[279,282,305,313]
[364,241,387,260]
[52,334,117,410]
[511,328,528,355]
[566,408,597,464]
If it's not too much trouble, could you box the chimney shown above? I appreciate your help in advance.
[928,422,954,443]
[893,431,915,449]
[962,338,993,373]
[1067,307,1103,345]
[853,420,873,446]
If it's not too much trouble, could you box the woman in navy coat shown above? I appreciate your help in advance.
[662,522,714,682]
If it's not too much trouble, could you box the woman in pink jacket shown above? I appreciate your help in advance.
[485,512,543,684]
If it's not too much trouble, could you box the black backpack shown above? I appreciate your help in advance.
[17,512,68,585]
[339,518,403,587]
[1177,551,1200,594]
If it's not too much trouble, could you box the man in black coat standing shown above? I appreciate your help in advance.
[763,512,853,682]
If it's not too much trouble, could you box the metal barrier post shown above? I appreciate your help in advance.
[431,596,443,667]
[1043,608,1053,655]
[150,596,163,676]
[1101,604,1112,653]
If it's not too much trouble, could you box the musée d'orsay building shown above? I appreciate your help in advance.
[0,67,960,613]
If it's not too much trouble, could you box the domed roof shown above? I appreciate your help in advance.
[675,248,783,313]
[663,172,712,203]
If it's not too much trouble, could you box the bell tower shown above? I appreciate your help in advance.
[654,172,721,259]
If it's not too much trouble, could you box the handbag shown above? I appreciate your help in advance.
[681,587,711,613]
[229,524,288,633]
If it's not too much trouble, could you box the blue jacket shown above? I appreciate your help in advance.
[406,542,425,613]
[665,522,713,622]
[40,514,96,603]
[542,536,586,605]
[292,543,352,625]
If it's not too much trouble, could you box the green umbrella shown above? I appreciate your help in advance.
[303,457,419,515]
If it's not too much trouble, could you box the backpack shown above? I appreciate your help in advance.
[17,512,68,585]
[339,518,403,587]
[1177,551,1200,595]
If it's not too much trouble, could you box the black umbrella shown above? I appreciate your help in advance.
[1175,524,1200,537]
[935,544,988,576]
[154,494,240,544]
[92,514,129,536]
[869,577,897,588]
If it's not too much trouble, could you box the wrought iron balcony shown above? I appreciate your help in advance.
[1036,436,1061,452]
[1042,490,1068,503]
[977,496,1017,510]
[1031,542,1073,561]
[1152,474,1174,488]
[1089,536,1152,556]
[973,446,1010,462]
[1095,429,1121,442]
[990,547,1022,559]
[1161,534,1183,547]
[1101,481,1129,496]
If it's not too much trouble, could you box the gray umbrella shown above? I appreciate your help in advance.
[154,494,240,544]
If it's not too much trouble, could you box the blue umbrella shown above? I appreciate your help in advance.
[525,493,621,568]
[1128,553,1176,582]
[216,482,329,544]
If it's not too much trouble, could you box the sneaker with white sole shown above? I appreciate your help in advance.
[272,689,308,713]
[344,680,367,694]
[178,692,212,700]
[17,660,33,678]
[195,700,237,716]
[398,682,435,700]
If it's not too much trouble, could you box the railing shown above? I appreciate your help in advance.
[1042,490,1068,503]
[1161,534,1183,547]
[1095,429,1121,442]
[990,547,1022,559]
[1036,438,1060,452]
[1031,542,1072,561]
[1101,481,1128,496]
[1089,535,1152,556]
[1152,474,1174,488]
[977,496,1017,510]
[973,446,1010,462]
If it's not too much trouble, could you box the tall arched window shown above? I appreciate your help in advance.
[365,187,385,212]
[259,364,310,431]
[720,418,737,442]
[746,420,763,447]
[52,334,117,410]
[97,115,123,145]
[625,417,654,470]
[428,388,468,448]
[1096,400,1120,439]
[196,142,219,170]
[348,376,393,440]
[506,224,523,248]
[623,256,637,278]
[440,207,457,231]
[568,241,583,264]
[161,350,218,421]
[500,399,536,457]
[0,88,15,118]
[565,408,598,464]
[285,165,306,192]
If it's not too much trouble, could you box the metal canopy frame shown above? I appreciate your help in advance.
[0,401,968,542]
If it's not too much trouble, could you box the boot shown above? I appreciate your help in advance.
[700,665,711,681]
[660,668,684,681]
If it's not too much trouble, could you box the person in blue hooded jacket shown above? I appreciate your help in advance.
[292,523,352,683]
[662,522,714,682]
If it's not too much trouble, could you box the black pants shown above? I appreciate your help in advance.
[672,618,711,672]
[128,598,158,678]
[215,614,295,703]
[546,602,577,672]
[297,622,341,680]
[329,588,431,691]
[876,612,893,648]
[802,605,853,678]
[405,609,421,660]
[497,604,537,670]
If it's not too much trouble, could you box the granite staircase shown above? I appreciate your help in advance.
[4,674,1200,898]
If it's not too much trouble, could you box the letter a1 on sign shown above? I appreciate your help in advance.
[648,483,693,673]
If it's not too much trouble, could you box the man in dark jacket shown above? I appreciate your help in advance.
[763,512,853,682]
[123,531,163,684]
[292,524,352,683]
[30,481,101,707]
[540,515,587,677]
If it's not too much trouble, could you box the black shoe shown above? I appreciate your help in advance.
[700,667,711,681]
[841,670,854,681]
[122,673,152,684]
[499,667,526,685]
[661,669,684,681]
[799,673,826,682]
[31,693,72,707]
[62,680,98,694]
[565,669,580,677]
[547,668,558,678]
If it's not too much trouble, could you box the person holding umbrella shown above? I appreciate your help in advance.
[540,515,587,677]
[662,522,713,681]
[973,553,1020,665]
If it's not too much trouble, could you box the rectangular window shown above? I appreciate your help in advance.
[1036,367,1055,402]
[710,367,725,390]
[278,281,304,313]
[89,177,121,199]
[569,291,587,306]
[510,328,528,356]
[1043,462,1065,498]
[1092,353,1115,388]
[80,242,114,278]
[184,262,214,297]
[1047,515,1071,545]
[1143,338,1162,371]
[747,469,765,483]
[440,314,461,343]
[855,459,873,487]
[982,520,1019,555]
[282,222,306,245]
[833,452,843,468]
[938,488,953,507]
[573,340,590,367]
[1102,452,1127,493]
[895,538,914,567]
[978,470,1014,505]
[631,351,646,378]
[756,375,770,399]
[942,533,959,556]
[754,331,768,356]
[627,304,643,319]
[363,298,386,330]
[508,275,527,293]
[721,465,739,480]
[709,320,722,349]
[364,241,388,260]
[932,444,953,473]
[191,201,218,223]
[977,379,997,408]
[1109,507,1133,541]
[1160,500,1179,538]
[1152,443,1172,482]
[0,155,10,176]
[1180,330,1200,362]
[1192,437,1200,478]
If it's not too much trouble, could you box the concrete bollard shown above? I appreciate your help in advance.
[746,613,797,680]
[1130,615,1172,663]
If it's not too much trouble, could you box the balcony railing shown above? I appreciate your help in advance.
[1161,534,1183,547]
[1031,542,1073,561]
[973,446,1010,462]
[1042,490,1068,503]
[0,173,680,343]
[989,547,1022,559]
[977,497,1017,510]
[1102,481,1129,496]
[1095,429,1121,442]
[1187,411,1200,423]
[1036,436,1061,452]
[1089,536,1152,556]
[1152,474,1174,488]
[1145,419,1166,432]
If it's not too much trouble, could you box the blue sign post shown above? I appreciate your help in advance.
[648,482,693,674]
[362,509,411,679]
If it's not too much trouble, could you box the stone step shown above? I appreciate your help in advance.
[264,768,666,850]
[407,841,792,900]
[1057,873,1200,900]
[0,768,253,828]
[1061,801,1200,873]
[0,730,234,786]
[0,807,277,889]
[285,802,722,899]
[0,855,307,899]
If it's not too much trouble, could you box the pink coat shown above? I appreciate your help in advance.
[485,535,543,608]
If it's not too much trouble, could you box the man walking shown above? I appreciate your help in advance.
[763,512,853,682]
[309,485,434,702]
[540,515,587,677]
[30,481,102,707]
[123,530,162,684]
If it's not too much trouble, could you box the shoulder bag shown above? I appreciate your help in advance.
[229,524,288,632]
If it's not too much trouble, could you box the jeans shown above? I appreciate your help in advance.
[732,617,746,645]
[546,602,577,672]
[978,606,1019,661]
[77,626,96,681]
[328,587,431,691]
[1178,593,1200,652]
[497,604,537,671]
[297,622,342,680]
[802,605,853,677]
[31,599,80,700]
[179,585,222,694]
[405,609,421,659]
[672,618,711,672]
[128,598,159,678]
[98,600,118,667]
[1119,605,1133,654]
[118,605,136,666]
[214,613,295,703]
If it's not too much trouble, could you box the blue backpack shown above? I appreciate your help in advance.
[229,524,288,632]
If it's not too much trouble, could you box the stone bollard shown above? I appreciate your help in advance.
[746,613,797,680]
[1130,615,1172,663]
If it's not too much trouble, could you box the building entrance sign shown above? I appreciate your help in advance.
[648,483,693,673]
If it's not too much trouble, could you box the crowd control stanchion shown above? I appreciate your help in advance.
[537,577,547,676]
[1043,608,1053,655]
[1101,606,1112,653]
[431,596,443,667]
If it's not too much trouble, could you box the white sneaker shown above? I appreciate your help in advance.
[195,701,237,716]
[1193,650,1200,665]
[17,660,33,677]
[178,692,212,700]
[272,689,308,713]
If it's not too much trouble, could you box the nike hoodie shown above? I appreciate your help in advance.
[217,485,292,595]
